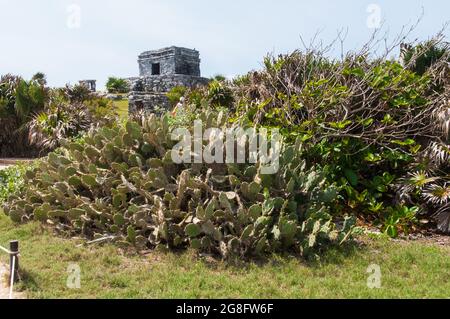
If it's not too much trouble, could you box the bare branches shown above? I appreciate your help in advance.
[233,27,449,158]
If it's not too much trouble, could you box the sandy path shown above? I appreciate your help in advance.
[0,263,25,299]
[0,263,11,299]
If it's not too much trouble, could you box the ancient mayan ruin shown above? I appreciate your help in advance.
[128,46,209,112]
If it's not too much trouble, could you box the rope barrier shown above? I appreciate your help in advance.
[0,245,11,255]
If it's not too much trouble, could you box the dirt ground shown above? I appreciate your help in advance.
[0,263,25,299]
[403,232,450,246]
[0,263,11,299]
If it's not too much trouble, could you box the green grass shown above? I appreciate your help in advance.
[0,212,449,299]
[113,98,129,119]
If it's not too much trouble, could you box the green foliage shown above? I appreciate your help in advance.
[0,74,44,157]
[395,142,450,234]
[31,72,47,86]
[27,90,117,150]
[106,77,130,94]
[382,205,418,238]
[0,74,118,155]
[0,74,20,114]
[3,110,355,260]
[63,83,93,103]
[227,39,449,236]
[401,41,450,75]
[166,86,187,107]
[14,79,46,122]
[211,74,227,82]
[0,164,31,204]
[208,80,234,108]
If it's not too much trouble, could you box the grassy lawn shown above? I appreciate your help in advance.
[0,212,449,299]
[113,97,129,119]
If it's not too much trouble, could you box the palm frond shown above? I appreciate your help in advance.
[433,203,450,233]
[426,141,450,167]
[423,184,450,205]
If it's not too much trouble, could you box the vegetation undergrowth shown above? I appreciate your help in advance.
[0,73,118,156]
[175,35,450,237]
[2,109,357,260]
[1,213,449,298]
[1,32,449,265]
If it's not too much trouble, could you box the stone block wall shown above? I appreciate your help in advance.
[138,47,201,77]
[128,46,209,113]
[128,75,209,112]
[128,92,169,114]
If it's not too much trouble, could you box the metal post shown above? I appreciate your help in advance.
[9,240,19,283]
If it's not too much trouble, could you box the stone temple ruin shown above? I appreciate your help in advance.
[128,46,209,112]
[79,80,97,92]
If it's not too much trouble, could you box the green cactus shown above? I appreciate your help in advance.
[2,110,354,260]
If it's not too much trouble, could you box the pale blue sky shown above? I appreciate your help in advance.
[0,0,448,89]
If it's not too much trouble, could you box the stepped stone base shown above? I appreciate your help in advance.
[127,75,209,113]
[128,92,170,113]
[126,46,210,113]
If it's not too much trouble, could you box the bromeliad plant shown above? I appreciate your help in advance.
[3,110,355,259]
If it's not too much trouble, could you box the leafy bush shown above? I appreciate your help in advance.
[31,72,47,86]
[63,83,93,103]
[395,143,450,233]
[106,77,130,94]
[3,110,355,259]
[14,78,47,122]
[27,90,117,150]
[211,74,227,82]
[166,86,187,107]
[0,74,46,157]
[401,40,450,75]
[0,164,31,204]
[226,37,449,236]
[1,74,118,156]
[208,80,234,108]
[164,36,449,236]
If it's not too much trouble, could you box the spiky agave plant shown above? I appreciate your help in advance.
[27,102,91,150]
[423,181,450,233]
[396,141,450,233]
[395,170,440,203]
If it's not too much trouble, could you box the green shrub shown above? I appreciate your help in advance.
[106,77,130,94]
[208,80,234,108]
[27,91,117,150]
[382,205,419,238]
[228,38,449,236]
[63,83,93,103]
[14,78,47,122]
[0,74,45,157]
[401,40,450,75]
[31,72,47,86]
[3,110,355,259]
[0,164,31,204]
[211,74,227,82]
[166,86,187,107]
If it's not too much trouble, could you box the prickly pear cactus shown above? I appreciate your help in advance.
[2,110,355,259]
